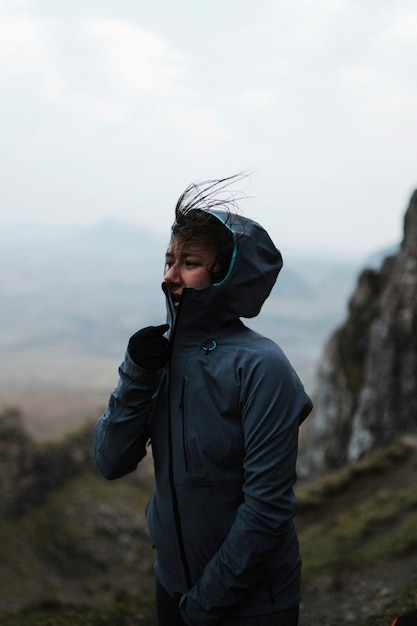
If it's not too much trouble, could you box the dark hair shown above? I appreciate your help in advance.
[171,175,247,283]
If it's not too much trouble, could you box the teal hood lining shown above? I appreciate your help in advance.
[206,210,238,287]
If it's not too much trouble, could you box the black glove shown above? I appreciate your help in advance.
[128,324,170,371]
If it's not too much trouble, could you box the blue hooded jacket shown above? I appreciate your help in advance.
[95,210,313,625]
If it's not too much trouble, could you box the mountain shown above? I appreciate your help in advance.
[303,189,417,476]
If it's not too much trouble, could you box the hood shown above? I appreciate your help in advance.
[163,209,283,332]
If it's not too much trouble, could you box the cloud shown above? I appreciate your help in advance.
[40,76,66,99]
[341,66,377,88]
[241,89,275,110]
[84,18,187,97]
[380,8,417,45]
[0,10,49,73]
[296,0,349,8]
[0,0,34,8]
[86,97,127,123]
[166,104,235,155]
[38,71,127,122]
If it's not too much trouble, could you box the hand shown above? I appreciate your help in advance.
[128,324,170,371]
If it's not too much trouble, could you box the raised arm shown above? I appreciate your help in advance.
[95,324,169,480]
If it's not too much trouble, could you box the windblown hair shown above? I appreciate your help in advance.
[171,174,247,283]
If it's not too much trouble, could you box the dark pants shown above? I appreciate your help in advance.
[155,580,299,626]
[156,580,186,626]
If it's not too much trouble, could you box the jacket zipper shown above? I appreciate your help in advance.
[166,290,193,589]
[179,379,189,473]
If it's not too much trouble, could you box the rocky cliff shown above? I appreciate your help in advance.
[0,408,94,519]
[0,408,155,613]
[305,190,417,475]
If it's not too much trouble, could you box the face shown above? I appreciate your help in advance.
[164,238,219,307]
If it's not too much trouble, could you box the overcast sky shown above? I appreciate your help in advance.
[1,0,417,258]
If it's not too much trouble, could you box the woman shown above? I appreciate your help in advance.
[95,176,313,625]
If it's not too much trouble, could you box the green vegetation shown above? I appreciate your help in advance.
[364,580,417,626]
[0,469,155,620]
[297,437,417,624]
[299,488,417,578]
[0,597,156,626]
[297,438,411,510]
[298,439,417,580]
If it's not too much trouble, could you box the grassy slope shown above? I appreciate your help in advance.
[297,436,417,624]
[1,437,417,625]
[0,468,156,624]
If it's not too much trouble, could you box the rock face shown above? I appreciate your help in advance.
[0,407,154,613]
[0,408,94,519]
[306,190,417,475]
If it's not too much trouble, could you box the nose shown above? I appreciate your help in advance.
[164,263,179,284]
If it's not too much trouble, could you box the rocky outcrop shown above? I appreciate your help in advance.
[306,190,417,475]
[0,407,154,614]
[0,408,94,519]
